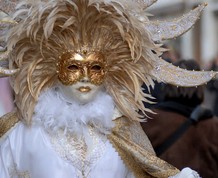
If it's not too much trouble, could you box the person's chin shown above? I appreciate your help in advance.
[74,92,93,104]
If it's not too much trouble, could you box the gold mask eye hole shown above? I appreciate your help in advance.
[90,64,102,72]
[68,64,79,71]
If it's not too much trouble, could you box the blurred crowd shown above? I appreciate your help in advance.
[141,45,218,178]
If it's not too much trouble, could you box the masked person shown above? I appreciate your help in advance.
[0,1,216,178]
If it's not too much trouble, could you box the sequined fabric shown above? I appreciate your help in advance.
[146,4,207,41]
[47,127,107,178]
[152,58,218,87]
[9,165,30,178]
[0,0,18,15]
[0,111,18,138]
[108,116,180,178]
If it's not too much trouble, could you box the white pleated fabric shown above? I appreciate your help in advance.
[0,122,134,178]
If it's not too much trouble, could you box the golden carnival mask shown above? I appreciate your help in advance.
[57,50,108,85]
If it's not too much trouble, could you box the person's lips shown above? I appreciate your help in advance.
[77,86,91,93]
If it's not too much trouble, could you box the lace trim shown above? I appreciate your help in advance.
[9,164,30,178]
[48,126,107,178]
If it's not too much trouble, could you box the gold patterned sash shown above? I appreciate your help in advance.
[108,117,180,178]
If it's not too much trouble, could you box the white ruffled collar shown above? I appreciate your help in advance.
[33,87,122,135]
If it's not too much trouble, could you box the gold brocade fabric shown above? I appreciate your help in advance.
[0,111,19,138]
[108,116,180,178]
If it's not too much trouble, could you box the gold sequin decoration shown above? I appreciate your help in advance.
[146,3,207,41]
[9,164,30,178]
[108,116,180,178]
[0,111,19,138]
[152,58,218,87]
[47,126,107,178]
[0,50,19,77]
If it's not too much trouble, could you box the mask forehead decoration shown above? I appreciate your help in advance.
[0,47,19,77]
[0,9,18,77]
[57,47,107,86]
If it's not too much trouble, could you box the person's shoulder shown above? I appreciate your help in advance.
[0,111,20,140]
[112,116,155,154]
[200,116,218,125]
[196,116,218,139]
[112,115,140,131]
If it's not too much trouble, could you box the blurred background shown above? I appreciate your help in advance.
[149,0,218,66]
[147,0,218,116]
[0,0,218,116]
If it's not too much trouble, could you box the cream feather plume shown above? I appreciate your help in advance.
[0,0,216,124]
[5,0,160,123]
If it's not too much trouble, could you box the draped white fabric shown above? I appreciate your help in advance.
[0,123,134,178]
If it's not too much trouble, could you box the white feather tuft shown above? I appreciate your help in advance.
[33,87,116,136]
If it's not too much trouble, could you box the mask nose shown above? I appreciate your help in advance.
[80,67,90,83]
[80,77,89,83]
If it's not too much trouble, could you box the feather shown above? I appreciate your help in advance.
[2,0,212,124]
